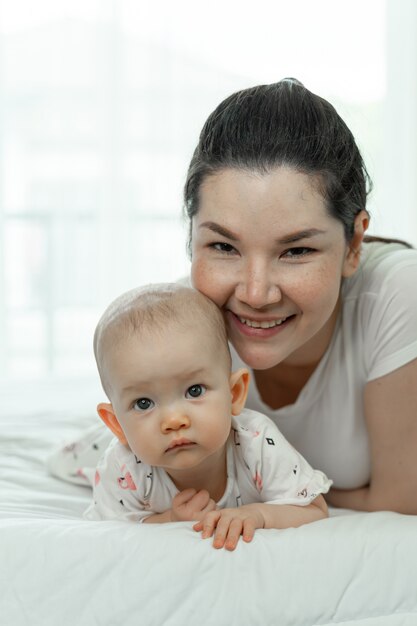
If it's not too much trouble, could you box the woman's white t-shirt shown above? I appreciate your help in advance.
[231,242,417,489]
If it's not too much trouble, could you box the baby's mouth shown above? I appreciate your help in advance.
[165,438,195,452]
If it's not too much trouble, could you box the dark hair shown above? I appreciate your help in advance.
[184,78,373,250]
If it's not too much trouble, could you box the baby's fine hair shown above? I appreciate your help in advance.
[94,283,231,395]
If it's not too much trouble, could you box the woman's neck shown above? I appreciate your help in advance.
[254,297,341,410]
[254,362,316,409]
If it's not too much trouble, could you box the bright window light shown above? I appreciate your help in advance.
[0,0,415,386]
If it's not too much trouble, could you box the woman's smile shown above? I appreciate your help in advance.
[226,310,296,338]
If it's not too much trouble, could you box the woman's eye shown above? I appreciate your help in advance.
[282,247,314,258]
[133,397,154,411]
[185,384,206,399]
[211,242,236,254]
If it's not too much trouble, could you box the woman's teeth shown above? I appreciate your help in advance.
[238,316,288,328]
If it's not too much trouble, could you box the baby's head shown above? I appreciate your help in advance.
[94,283,231,397]
[94,284,249,474]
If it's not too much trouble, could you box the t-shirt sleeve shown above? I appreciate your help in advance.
[364,257,417,381]
[83,442,154,523]
[236,412,332,506]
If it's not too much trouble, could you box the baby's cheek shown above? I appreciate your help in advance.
[208,418,232,447]
[124,431,142,456]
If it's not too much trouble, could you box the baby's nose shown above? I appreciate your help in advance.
[161,409,190,432]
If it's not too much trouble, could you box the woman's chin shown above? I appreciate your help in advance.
[232,342,284,371]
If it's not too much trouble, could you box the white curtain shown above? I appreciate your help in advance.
[0,0,415,401]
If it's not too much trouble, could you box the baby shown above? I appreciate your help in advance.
[85,283,331,550]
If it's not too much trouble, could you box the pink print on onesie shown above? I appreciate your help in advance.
[117,465,137,490]
[253,472,263,492]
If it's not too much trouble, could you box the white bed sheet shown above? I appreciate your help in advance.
[1,401,417,626]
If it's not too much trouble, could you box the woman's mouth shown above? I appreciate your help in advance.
[227,311,295,337]
[237,315,289,328]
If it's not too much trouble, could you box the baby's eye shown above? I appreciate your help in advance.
[133,397,154,411]
[185,384,206,399]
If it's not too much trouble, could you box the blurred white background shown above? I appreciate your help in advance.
[0,0,416,409]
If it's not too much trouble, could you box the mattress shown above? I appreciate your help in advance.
[1,395,417,626]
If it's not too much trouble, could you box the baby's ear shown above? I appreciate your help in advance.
[97,403,128,445]
[229,368,250,416]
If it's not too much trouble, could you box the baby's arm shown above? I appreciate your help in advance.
[143,488,217,524]
[193,495,328,550]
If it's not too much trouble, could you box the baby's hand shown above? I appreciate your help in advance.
[171,488,217,522]
[193,505,265,551]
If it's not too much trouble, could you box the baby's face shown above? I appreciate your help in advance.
[103,324,233,477]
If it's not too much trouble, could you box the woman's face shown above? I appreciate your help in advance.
[191,166,362,371]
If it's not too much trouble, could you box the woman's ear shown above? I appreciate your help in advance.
[229,368,250,416]
[97,403,128,445]
[342,210,369,277]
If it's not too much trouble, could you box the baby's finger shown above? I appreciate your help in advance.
[212,516,233,549]
[242,518,256,543]
[201,498,217,514]
[189,489,211,511]
[200,511,221,539]
[224,518,245,551]
[192,501,218,525]
[173,488,197,507]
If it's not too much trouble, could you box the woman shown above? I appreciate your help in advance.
[184,78,417,514]
[51,78,417,514]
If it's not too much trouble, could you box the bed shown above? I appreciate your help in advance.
[2,389,417,626]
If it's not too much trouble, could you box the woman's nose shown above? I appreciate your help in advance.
[235,264,282,309]
[161,409,190,433]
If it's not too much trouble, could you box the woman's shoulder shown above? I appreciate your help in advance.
[339,240,417,379]
[343,240,417,298]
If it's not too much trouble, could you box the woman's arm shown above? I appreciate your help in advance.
[326,358,417,514]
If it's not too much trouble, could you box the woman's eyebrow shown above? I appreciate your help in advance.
[278,228,326,244]
[199,221,238,241]
[199,221,326,244]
